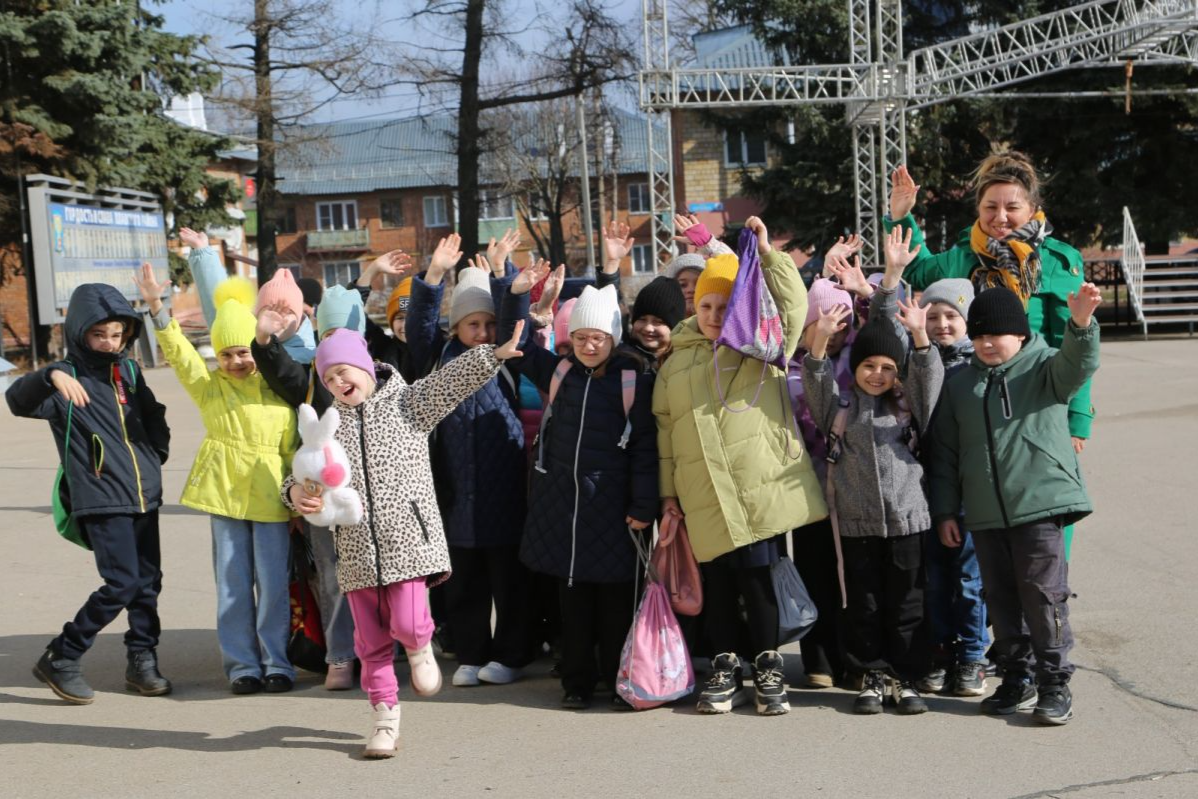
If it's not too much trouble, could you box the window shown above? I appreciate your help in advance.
[524,193,548,221]
[379,197,405,228]
[628,183,650,215]
[277,206,298,234]
[316,200,358,231]
[322,261,361,287]
[423,195,449,228]
[632,243,654,275]
[479,190,515,220]
[724,130,768,166]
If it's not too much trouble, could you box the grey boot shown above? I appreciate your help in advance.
[126,649,172,696]
[33,648,94,705]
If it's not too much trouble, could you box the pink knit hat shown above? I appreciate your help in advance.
[255,268,305,322]
[554,298,577,348]
[804,278,854,329]
[315,328,375,382]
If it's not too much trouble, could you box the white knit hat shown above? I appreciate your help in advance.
[568,284,622,346]
[449,267,495,328]
[667,253,706,279]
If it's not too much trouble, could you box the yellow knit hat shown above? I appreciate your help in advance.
[211,298,258,353]
[387,278,413,323]
[695,254,739,303]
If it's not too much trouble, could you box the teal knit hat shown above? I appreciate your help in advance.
[316,285,366,338]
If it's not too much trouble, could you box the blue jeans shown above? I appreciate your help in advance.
[210,515,294,681]
[924,525,989,664]
[304,524,357,664]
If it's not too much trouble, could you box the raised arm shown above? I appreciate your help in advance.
[1044,285,1102,404]
[800,304,854,434]
[252,308,311,409]
[179,228,224,329]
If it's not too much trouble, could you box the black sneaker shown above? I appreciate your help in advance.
[853,671,886,715]
[950,661,988,697]
[891,679,928,715]
[561,692,590,710]
[1033,684,1073,726]
[263,674,293,693]
[980,676,1037,715]
[610,693,635,711]
[696,653,747,714]
[231,676,263,695]
[752,650,790,716]
[915,667,946,694]
[126,649,172,697]
[33,649,94,705]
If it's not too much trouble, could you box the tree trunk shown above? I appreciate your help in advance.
[254,0,278,285]
[456,0,486,269]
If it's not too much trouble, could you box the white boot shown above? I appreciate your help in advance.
[406,643,443,697]
[363,702,400,759]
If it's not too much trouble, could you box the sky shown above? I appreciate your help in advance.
[154,0,652,130]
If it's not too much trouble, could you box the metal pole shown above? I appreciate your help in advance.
[577,97,596,276]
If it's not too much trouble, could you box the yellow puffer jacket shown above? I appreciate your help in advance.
[155,319,297,522]
[653,249,828,562]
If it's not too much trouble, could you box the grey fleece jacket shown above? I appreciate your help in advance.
[802,347,944,537]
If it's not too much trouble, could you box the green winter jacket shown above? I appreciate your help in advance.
[928,322,1099,533]
[653,249,828,562]
[883,214,1094,438]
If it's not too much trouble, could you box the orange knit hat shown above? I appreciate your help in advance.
[387,278,413,323]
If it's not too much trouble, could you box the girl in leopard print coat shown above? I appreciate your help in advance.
[281,326,524,759]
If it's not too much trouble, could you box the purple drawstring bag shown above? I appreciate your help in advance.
[713,227,787,410]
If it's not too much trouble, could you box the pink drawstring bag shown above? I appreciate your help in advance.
[615,530,695,710]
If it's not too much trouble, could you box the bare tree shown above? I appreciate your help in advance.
[668,0,738,64]
[201,0,398,282]
[394,0,635,265]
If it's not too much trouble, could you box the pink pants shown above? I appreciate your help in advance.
[345,579,435,707]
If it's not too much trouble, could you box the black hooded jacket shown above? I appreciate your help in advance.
[6,284,170,517]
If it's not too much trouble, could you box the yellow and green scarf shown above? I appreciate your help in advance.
[969,210,1050,305]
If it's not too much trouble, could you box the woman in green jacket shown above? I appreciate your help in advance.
[654,217,827,716]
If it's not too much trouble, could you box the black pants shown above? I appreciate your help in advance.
[55,511,162,660]
[443,545,531,668]
[700,559,778,661]
[557,579,635,697]
[792,519,846,679]
[972,520,1074,686]
[842,533,928,682]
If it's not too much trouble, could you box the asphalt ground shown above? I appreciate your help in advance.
[2,336,1196,798]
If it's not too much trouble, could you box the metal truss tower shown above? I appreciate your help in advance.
[639,0,1198,266]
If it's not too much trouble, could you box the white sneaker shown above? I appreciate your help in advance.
[363,702,400,759]
[477,661,523,685]
[405,644,442,696]
[452,664,481,687]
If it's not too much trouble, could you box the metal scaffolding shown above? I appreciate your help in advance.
[639,0,1198,265]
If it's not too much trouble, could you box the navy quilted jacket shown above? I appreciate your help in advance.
[407,275,527,548]
[500,289,658,583]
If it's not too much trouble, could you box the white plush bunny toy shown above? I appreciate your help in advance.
[292,403,363,528]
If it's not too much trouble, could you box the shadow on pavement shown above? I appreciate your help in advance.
[0,718,359,754]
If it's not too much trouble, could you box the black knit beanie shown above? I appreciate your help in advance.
[967,287,1031,340]
[850,316,907,374]
[632,276,686,329]
[297,277,323,308]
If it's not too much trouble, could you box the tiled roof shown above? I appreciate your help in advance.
[276,109,658,197]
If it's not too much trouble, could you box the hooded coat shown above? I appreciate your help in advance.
[6,284,170,518]
[653,249,828,563]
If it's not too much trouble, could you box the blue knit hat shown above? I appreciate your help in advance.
[316,285,366,338]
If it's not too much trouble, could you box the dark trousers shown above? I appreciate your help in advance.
[842,533,928,682]
[972,520,1074,686]
[443,545,531,668]
[792,519,846,679]
[55,511,162,660]
[557,579,635,697]
[700,559,778,661]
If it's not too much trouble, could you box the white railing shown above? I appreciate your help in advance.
[1121,206,1148,337]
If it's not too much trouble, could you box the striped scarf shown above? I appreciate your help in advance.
[969,210,1050,305]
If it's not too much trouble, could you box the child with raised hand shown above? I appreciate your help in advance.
[7,283,172,704]
[500,267,658,711]
[668,213,735,316]
[802,288,944,716]
[930,285,1102,726]
[133,264,299,695]
[405,236,533,689]
[353,248,421,382]
[282,323,527,758]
